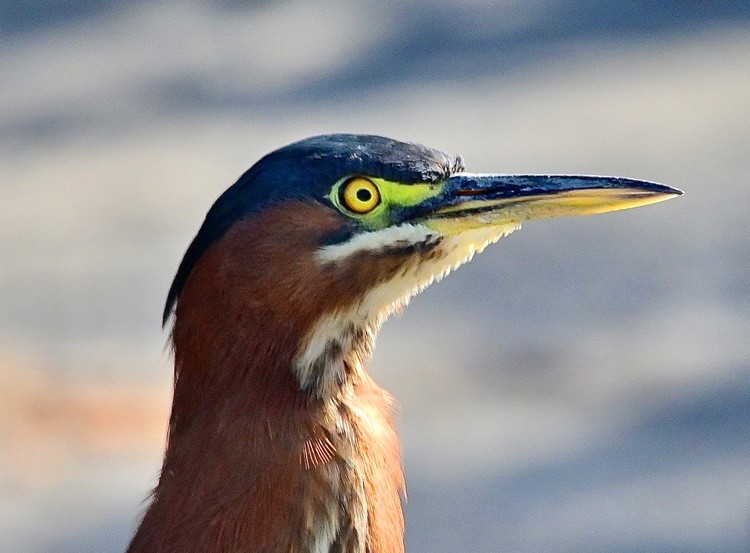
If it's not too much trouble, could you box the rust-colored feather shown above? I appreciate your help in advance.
[128,201,406,553]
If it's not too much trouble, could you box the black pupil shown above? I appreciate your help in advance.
[356,188,372,203]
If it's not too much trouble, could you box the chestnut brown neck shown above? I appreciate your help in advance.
[128,203,405,553]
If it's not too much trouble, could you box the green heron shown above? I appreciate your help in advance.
[127,134,681,552]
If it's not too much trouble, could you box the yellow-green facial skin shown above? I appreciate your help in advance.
[330,175,681,236]
[329,176,444,230]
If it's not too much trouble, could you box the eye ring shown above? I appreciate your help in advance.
[340,177,381,214]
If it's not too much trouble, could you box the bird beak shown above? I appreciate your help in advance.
[410,174,682,233]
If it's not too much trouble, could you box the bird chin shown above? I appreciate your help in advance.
[365,219,521,322]
[299,220,520,401]
[317,220,521,321]
[322,220,521,332]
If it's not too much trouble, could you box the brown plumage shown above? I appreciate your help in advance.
[129,202,405,552]
[128,134,680,552]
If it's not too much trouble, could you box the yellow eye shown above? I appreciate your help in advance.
[340,177,381,214]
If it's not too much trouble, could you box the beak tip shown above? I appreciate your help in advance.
[650,182,683,199]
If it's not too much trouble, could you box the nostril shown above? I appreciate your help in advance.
[454,189,486,197]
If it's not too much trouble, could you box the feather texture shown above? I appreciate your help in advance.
[129,202,404,553]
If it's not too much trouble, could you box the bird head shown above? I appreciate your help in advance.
[164,134,681,403]
[134,134,681,553]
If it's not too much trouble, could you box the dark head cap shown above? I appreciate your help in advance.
[163,134,463,325]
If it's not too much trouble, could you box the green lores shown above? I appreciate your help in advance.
[329,176,443,230]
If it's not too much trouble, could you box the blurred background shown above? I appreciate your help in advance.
[2,1,749,552]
